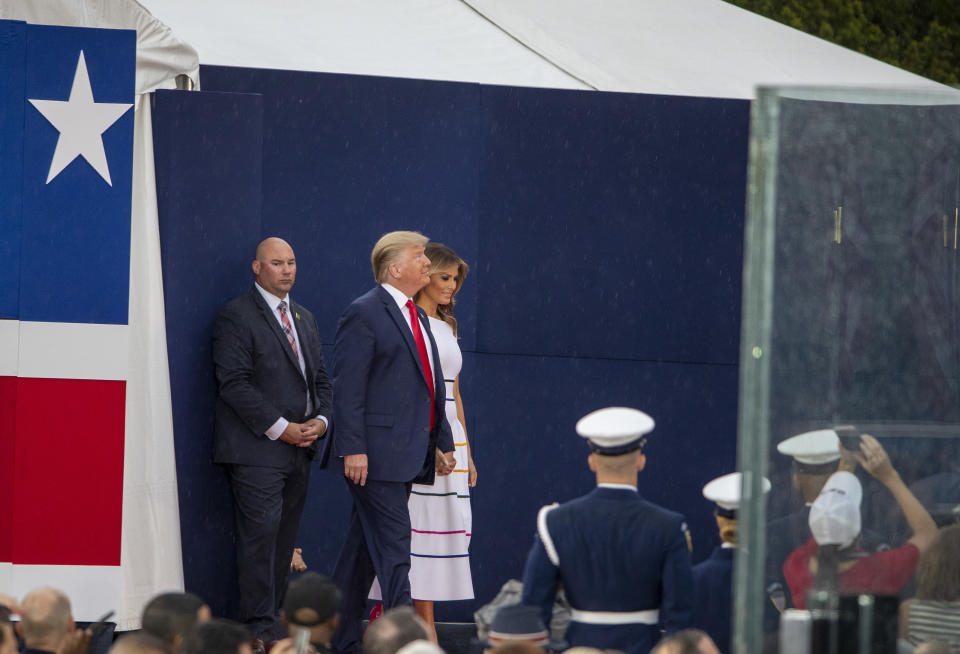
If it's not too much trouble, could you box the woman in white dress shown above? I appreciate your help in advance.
[369,243,476,642]
[410,242,476,641]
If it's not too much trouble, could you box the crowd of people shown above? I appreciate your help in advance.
[4,231,957,654]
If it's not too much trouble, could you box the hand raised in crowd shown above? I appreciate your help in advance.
[435,449,456,476]
[854,434,898,484]
[57,627,91,654]
[280,421,316,448]
[344,453,368,486]
[269,637,318,654]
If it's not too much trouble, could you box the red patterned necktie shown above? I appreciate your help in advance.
[278,301,299,362]
[406,299,435,428]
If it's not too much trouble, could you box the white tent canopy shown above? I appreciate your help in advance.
[139,0,945,98]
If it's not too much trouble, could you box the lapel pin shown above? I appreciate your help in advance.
[295,312,300,320]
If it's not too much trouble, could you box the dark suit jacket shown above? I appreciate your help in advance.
[326,285,454,483]
[212,286,333,467]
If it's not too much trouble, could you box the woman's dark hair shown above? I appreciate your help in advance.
[414,243,468,335]
[813,544,842,594]
[916,524,960,601]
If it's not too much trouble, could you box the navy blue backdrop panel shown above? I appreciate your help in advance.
[157,65,750,622]
[152,88,267,619]
[0,20,26,319]
[478,86,748,364]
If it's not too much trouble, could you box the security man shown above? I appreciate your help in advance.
[521,407,694,654]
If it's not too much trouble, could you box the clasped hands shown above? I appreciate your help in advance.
[279,419,326,448]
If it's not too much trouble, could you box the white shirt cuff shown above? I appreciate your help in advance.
[266,417,289,440]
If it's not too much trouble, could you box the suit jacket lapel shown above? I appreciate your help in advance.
[250,287,302,374]
[421,313,445,397]
[377,286,430,389]
[291,301,318,407]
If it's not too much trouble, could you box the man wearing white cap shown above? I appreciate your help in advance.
[521,407,694,654]
[692,472,770,654]
[782,434,938,609]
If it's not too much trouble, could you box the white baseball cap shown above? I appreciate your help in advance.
[808,471,862,547]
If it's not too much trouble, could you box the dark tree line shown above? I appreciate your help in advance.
[725,0,960,85]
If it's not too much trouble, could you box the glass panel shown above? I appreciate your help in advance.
[736,86,960,654]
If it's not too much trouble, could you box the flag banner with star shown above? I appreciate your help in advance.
[0,20,135,612]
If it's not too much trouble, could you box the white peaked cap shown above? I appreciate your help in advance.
[576,407,655,454]
[702,472,772,511]
[809,471,863,547]
[777,429,841,465]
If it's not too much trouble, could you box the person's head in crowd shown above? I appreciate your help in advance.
[0,604,17,654]
[702,472,771,546]
[394,640,445,654]
[808,471,863,550]
[141,591,211,651]
[109,631,174,654]
[577,407,655,486]
[777,429,842,504]
[915,524,960,601]
[651,629,721,654]
[18,586,75,652]
[914,641,952,654]
[364,607,429,654]
[484,604,558,653]
[414,242,469,334]
[181,618,252,654]
[280,572,340,649]
[488,643,546,654]
[807,469,863,590]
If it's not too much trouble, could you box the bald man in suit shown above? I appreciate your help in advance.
[213,237,332,651]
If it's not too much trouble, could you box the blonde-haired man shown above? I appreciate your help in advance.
[326,231,456,654]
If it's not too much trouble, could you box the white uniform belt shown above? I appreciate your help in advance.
[569,608,660,625]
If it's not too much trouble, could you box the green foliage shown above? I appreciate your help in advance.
[724,0,960,85]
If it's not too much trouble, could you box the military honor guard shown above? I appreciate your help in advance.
[521,407,695,654]
[692,471,770,654]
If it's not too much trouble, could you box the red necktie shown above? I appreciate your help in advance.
[406,299,435,429]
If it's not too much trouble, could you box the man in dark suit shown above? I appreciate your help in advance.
[326,230,456,654]
[212,237,333,651]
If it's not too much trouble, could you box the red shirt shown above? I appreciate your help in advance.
[783,536,919,609]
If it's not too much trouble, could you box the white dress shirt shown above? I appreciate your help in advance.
[255,283,328,440]
[380,282,436,375]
